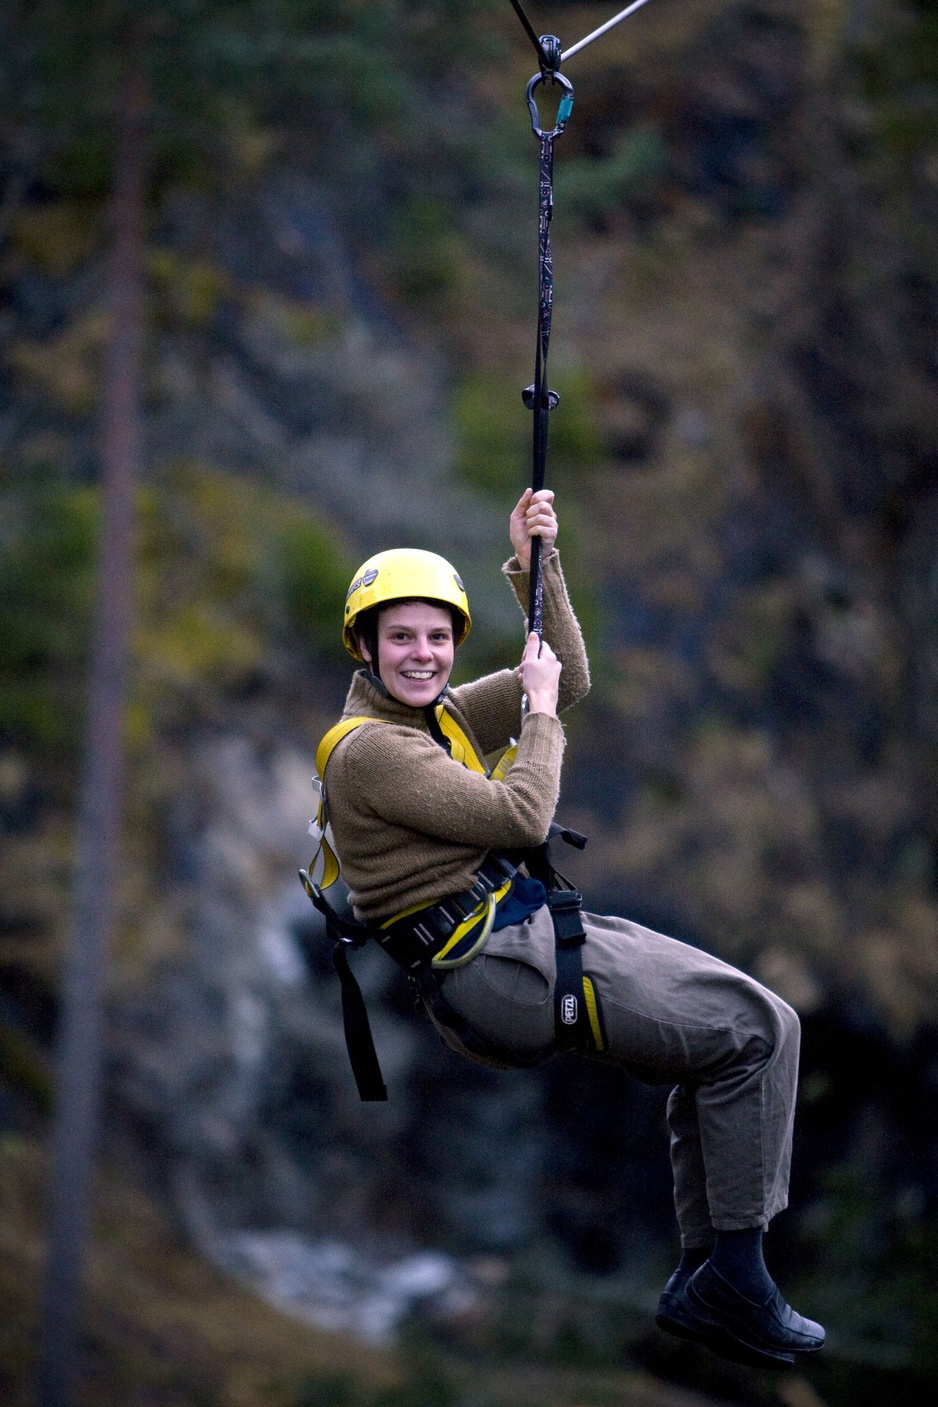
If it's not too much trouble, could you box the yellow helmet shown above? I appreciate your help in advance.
[343,548,472,660]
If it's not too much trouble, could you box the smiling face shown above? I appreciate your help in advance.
[360,600,456,708]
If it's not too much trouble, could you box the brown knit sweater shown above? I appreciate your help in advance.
[323,550,590,922]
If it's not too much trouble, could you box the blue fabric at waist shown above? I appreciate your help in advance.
[491,875,548,931]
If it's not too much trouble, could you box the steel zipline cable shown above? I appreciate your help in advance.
[508,0,656,68]
[561,0,656,64]
[506,1,654,642]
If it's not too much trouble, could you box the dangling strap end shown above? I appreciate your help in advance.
[333,941,389,1102]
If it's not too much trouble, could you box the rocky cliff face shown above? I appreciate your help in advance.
[2,0,938,1383]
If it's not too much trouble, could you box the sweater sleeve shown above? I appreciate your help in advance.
[450,550,590,752]
[504,548,591,711]
[342,709,564,850]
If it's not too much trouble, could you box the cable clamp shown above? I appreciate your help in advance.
[538,33,563,76]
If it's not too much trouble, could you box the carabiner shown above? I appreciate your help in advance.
[526,69,574,139]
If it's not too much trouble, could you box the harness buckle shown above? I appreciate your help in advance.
[548,888,582,912]
[547,886,586,948]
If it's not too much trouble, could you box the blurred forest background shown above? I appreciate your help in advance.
[1,1,937,1405]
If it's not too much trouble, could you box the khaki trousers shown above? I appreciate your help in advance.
[433,905,800,1245]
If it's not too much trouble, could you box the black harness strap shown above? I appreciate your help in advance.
[300,871,389,1101]
[522,832,599,1054]
[332,941,388,1102]
[550,889,594,1052]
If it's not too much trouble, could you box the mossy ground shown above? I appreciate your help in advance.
[2,1134,742,1407]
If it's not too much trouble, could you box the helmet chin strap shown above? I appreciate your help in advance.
[360,623,390,697]
[364,666,390,699]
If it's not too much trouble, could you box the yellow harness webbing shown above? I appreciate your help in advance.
[581,975,606,1051]
[307,705,515,903]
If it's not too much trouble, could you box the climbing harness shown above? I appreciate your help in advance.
[304,706,517,891]
[300,705,600,1099]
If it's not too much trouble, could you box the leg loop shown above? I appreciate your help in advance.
[549,888,599,1051]
[520,835,604,1054]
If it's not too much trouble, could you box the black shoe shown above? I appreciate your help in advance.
[681,1259,825,1368]
[655,1268,698,1339]
[656,1266,797,1369]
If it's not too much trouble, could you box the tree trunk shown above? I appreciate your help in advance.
[36,55,147,1407]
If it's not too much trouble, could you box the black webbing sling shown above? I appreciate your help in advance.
[521,53,573,639]
[523,829,597,1053]
[300,877,389,1101]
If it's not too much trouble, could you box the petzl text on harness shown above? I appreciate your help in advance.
[522,831,606,1055]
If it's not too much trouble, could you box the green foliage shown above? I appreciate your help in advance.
[547,369,607,471]
[0,465,353,757]
[136,468,268,711]
[43,134,116,200]
[848,0,938,264]
[295,1372,360,1407]
[795,1158,938,1394]
[0,482,97,752]
[392,195,464,304]
[454,368,606,502]
[245,289,342,349]
[135,465,354,732]
[453,371,522,501]
[148,248,231,328]
[0,1025,53,1113]
[556,126,671,225]
[853,2,938,131]
[7,201,102,273]
[279,512,355,654]
[293,1348,460,1407]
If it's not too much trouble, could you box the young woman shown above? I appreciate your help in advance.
[316,488,824,1368]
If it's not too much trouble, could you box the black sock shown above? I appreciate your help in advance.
[677,1245,711,1277]
[709,1227,775,1301]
